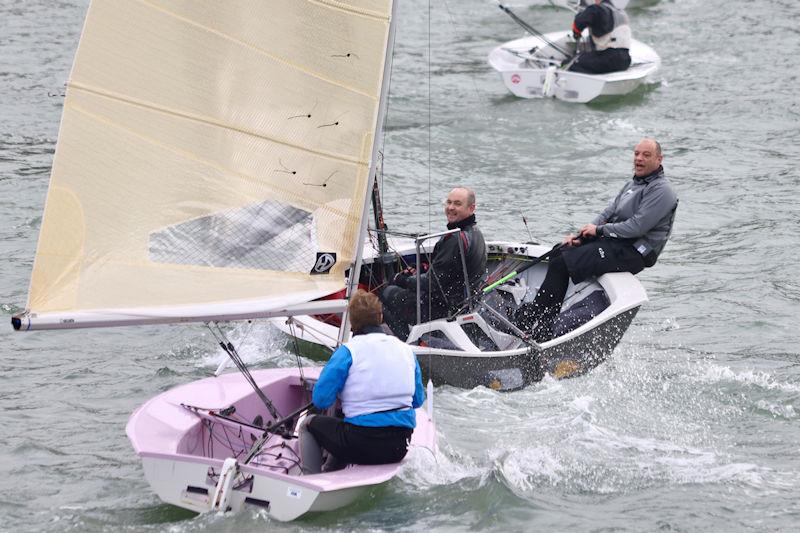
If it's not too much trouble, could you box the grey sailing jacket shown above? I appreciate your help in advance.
[592,166,678,264]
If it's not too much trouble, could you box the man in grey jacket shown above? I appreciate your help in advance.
[517,138,677,342]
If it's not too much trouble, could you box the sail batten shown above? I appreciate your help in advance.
[18,0,395,329]
[67,89,370,170]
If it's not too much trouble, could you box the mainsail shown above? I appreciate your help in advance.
[14,0,395,330]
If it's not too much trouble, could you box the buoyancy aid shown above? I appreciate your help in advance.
[591,2,631,51]
[339,333,416,418]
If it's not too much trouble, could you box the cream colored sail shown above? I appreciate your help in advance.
[15,0,395,330]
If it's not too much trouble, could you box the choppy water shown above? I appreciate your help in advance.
[2,0,799,531]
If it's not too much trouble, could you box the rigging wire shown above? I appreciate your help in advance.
[206,322,281,421]
[286,319,307,398]
[427,0,434,381]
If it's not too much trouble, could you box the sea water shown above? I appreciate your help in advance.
[1,0,799,531]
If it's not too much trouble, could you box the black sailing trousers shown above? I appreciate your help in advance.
[308,415,413,465]
[516,239,644,341]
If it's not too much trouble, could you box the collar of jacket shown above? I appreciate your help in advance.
[352,324,385,337]
[446,213,477,231]
[633,165,664,184]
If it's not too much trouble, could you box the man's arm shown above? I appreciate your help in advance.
[312,345,352,409]
[592,182,630,226]
[598,183,677,239]
[430,234,463,274]
[572,4,602,36]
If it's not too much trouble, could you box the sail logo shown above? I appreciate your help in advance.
[311,252,337,274]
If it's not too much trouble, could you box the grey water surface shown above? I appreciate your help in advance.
[2,0,799,531]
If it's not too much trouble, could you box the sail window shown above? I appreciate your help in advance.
[149,200,316,272]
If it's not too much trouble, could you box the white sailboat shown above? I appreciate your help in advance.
[13,0,434,521]
[489,2,660,103]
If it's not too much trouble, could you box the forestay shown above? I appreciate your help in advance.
[16,0,394,330]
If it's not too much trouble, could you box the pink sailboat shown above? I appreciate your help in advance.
[12,0,435,521]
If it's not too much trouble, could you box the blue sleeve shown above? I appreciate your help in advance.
[312,345,352,409]
[411,357,426,408]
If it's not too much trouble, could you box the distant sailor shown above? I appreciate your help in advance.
[299,291,425,473]
[569,0,632,74]
[517,138,677,342]
[380,186,487,339]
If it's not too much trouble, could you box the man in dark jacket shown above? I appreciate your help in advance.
[381,187,487,339]
[517,138,677,342]
[569,0,632,74]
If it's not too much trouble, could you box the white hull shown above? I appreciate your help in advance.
[488,32,660,102]
[139,454,370,521]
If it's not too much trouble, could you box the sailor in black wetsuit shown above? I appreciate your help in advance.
[380,187,487,339]
[569,0,632,74]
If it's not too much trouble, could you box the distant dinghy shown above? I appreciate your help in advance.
[489,31,660,102]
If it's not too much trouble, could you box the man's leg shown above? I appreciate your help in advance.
[379,285,414,339]
[516,253,571,342]
[517,240,644,342]
[569,49,631,74]
[306,415,353,464]
[563,239,644,284]
[298,415,324,474]
[307,416,413,466]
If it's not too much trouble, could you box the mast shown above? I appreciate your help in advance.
[338,0,399,344]
[371,174,396,283]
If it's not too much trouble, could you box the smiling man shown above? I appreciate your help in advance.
[381,187,487,339]
[516,138,678,342]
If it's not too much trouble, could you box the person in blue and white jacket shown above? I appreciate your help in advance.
[302,290,425,471]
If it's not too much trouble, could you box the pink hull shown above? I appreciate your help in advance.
[126,367,435,518]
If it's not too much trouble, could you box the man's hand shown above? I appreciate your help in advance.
[563,233,581,247]
[578,224,598,239]
[392,266,416,286]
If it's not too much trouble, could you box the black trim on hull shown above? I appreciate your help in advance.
[418,307,640,389]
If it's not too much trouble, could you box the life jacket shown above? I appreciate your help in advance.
[339,333,416,418]
[591,2,631,51]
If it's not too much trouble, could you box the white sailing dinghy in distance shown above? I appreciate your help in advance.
[489,4,660,102]
[12,0,434,521]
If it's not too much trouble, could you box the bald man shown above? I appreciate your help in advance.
[381,187,487,339]
[517,139,678,342]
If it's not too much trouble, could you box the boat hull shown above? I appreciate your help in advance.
[270,241,648,390]
[138,454,370,521]
[127,368,436,521]
[488,32,661,102]
[416,306,639,389]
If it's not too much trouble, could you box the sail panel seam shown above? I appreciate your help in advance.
[69,82,369,168]
[58,99,363,241]
[308,0,391,21]
[138,0,383,98]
